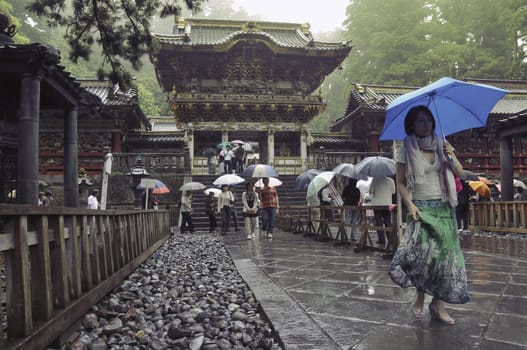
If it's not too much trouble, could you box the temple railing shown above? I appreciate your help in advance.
[470,201,527,233]
[111,152,189,173]
[0,205,170,349]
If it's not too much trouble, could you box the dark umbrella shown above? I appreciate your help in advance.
[241,164,279,178]
[459,170,479,181]
[295,169,321,190]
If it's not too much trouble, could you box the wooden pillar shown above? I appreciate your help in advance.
[369,131,379,153]
[17,73,41,205]
[482,136,489,170]
[64,106,79,207]
[500,136,514,201]
[112,132,122,153]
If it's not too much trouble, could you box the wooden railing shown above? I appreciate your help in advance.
[0,205,170,349]
[470,201,527,233]
[276,204,398,257]
[112,152,189,173]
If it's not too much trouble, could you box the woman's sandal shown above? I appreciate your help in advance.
[411,305,424,318]
[429,304,455,325]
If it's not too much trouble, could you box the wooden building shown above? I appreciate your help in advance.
[151,18,351,173]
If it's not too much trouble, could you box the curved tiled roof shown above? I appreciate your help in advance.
[153,18,350,51]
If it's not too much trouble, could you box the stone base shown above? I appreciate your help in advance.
[460,231,527,258]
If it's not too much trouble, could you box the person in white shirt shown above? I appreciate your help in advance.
[369,176,395,244]
[87,189,100,209]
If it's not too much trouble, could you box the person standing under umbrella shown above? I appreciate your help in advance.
[217,185,234,235]
[205,191,217,233]
[242,182,260,239]
[180,190,194,233]
[341,178,361,241]
[259,177,280,239]
[369,176,395,245]
[389,105,469,325]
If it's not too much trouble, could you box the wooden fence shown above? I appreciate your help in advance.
[0,205,170,349]
[276,204,399,257]
[470,201,527,233]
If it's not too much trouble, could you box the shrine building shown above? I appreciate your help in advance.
[151,18,352,174]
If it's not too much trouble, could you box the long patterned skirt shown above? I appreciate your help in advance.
[389,200,470,304]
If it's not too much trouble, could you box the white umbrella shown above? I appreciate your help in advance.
[204,188,221,197]
[230,139,245,145]
[355,156,396,178]
[307,171,336,197]
[213,174,245,186]
[513,179,527,189]
[254,177,282,188]
[179,182,206,191]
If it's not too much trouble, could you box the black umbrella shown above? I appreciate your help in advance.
[460,170,479,181]
[295,169,321,190]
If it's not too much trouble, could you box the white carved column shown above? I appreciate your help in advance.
[186,123,194,172]
[267,125,275,166]
[300,125,308,171]
[222,123,229,143]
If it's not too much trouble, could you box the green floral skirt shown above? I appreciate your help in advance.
[389,200,470,304]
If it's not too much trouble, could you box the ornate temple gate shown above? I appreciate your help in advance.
[152,18,351,174]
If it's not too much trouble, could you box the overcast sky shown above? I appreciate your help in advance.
[230,0,349,34]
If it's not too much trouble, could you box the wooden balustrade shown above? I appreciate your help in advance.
[276,204,398,256]
[470,201,527,233]
[111,152,188,172]
[0,205,170,349]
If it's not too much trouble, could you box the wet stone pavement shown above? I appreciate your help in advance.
[222,229,527,350]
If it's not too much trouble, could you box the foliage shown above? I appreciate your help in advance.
[342,0,527,85]
[0,0,30,43]
[25,0,204,89]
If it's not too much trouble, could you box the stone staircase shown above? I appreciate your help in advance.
[188,175,309,231]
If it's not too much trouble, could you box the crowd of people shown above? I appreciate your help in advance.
[206,142,252,175]
[179,178,279,240]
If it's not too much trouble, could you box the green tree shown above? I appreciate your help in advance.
[26,0,205,89]
[136,82,161,116]
[0,0,30,43]
[342,0,527,85]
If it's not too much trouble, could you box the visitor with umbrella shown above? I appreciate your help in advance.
[180,190,194,234]
[217,185,235,235]
[341,178,361,241]
[242,181,260,239]
[204,190,217,233]
[258,177,280,239]
[369,176,395,245]
[388,105,469,325]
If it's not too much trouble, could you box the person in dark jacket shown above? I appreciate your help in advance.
[456,179,471,231]
[205,191,217,233]
[341,178,362,241]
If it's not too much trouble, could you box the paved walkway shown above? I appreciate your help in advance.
[223,230,527,350]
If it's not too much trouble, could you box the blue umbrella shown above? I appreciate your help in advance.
[380,77,508,141]
[241,164,279,178]
[295,169,322,190]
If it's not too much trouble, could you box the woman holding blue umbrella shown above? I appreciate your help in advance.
[388,105,469,325]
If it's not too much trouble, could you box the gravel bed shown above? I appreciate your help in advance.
[71,233,283,350]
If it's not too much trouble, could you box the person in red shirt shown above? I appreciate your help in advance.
[258,177,280,239]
